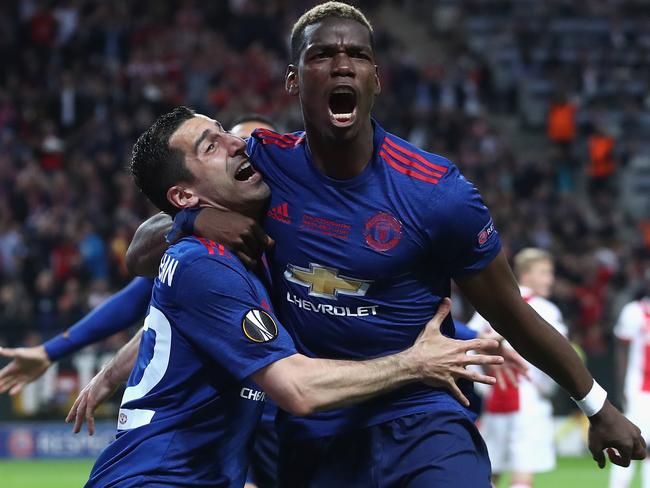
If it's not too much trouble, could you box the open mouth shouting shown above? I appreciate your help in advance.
[328,86,358,127]
[234,158,259,183]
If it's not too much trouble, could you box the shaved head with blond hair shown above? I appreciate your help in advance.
[290,1,374,62]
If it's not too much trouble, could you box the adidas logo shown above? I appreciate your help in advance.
[266,202,291,224]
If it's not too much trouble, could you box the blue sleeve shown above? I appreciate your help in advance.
[174,256,297,381]
[43,277,153,361]
[247,131,272,179]
[432,166,501,278]
[247,132,262,167]
[453,320,478,341]
[247,128,299,180]
[246,133,258,155]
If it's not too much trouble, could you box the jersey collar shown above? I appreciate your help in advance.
[303,118,387,189]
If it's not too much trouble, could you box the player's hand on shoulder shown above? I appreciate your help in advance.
[0,345,52,396]
[588,401,646,468]
[408,298,503,406]
[66,367,122,436]
[194,208,274,268]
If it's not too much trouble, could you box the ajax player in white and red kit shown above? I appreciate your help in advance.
[468,249,567,488]
[610,278,650,488]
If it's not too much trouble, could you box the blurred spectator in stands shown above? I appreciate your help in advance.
[57,277,84,327]
[33,269,58,336]
[0,281,32,345]
[547,92,577,159]
[587,125,617,196]
[78,222,109,281]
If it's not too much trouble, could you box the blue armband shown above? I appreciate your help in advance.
[165,208,202,243]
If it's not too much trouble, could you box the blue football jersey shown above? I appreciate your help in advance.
[247,121,501,441]
[86,237,296,487]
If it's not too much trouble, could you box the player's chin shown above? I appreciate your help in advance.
[324,115,363,140]
[242,179,270,202]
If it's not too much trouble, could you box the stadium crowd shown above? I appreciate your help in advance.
[1,0,649,415]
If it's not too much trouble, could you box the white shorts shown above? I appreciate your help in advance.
[480,411,556,474]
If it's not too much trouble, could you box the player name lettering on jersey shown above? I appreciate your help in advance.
[158,254,179,287]
[240,387,266,402]
[287,292,379,317]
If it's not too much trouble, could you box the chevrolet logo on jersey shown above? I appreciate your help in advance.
[284,263,372,300]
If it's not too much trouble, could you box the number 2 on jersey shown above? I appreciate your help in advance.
[117,306,172,430]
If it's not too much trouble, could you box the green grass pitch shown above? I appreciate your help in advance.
[0,459,93,488]
[0,456,643,487]
[495,456,642,488]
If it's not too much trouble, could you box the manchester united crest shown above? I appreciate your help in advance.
[364,212,402,252]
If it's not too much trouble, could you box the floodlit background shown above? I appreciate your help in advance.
[1,0,649,487]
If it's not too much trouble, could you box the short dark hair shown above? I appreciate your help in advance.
[290,1,374,63]
[230,113,277,131]
[130,106,196,214]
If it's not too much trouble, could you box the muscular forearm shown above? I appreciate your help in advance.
[495,304,591,398]
[102,329,143,387]
[458,252,593,399]
[255,351,418,416]
[255,300,502,416]
[126,212,173,277]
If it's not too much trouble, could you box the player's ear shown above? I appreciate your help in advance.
[167,185,199,210]
[285,65,299,96]
[374,65,381,96]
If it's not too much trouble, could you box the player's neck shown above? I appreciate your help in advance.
[305,120,374,180]
[204,200,265,222]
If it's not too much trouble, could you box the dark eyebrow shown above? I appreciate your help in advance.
[194,129,210,155]
[193,122,224,155]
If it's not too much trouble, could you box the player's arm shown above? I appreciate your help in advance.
[253,299,502,416]
[66,328,143,435]
[65,301,503,423]
[126,209,272,275]
[456,251,645,467]
[0,277,152,396]
[125,212,173,277]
